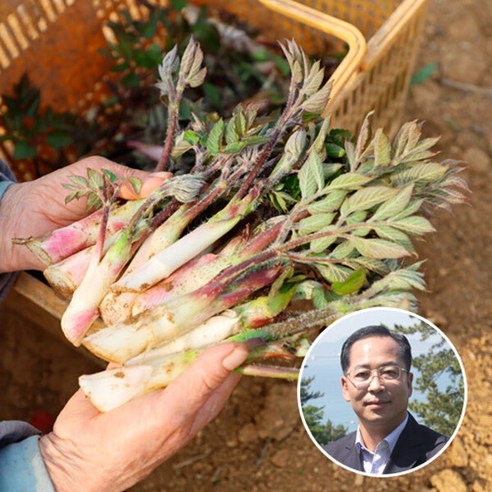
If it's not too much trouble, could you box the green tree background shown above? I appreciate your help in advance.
[300,375,348,445]
[396,321,465,437]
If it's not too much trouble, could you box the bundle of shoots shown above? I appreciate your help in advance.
[17,38,467,411]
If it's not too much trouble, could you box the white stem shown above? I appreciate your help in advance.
[99,291,137,326]
[112,217,240,292]
[82,304,182,363]
[79,365,154,412]
[61,256,106,345]
[131,252,228,316]
[79,350,198,412]
[127,310,240,365]
[123,207,188,274]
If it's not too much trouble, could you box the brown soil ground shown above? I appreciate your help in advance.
[1,0,491,490]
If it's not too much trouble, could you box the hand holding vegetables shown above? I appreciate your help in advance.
[0,156,251,491]
[9,39,467,414]
[0,156,170,273]
[37,343,248,492]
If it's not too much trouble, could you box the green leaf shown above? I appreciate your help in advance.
[134,45,162,69]
[64,191,78,205]
[307,190,347,214]
[316,263,352,283]
[371,185,414,221]
[312,117,331,154]
[102,169,118,183]
[244,135,269,146]
[391,163,447,185]
[328,172,372,190]
[206,119,224,155]
[332,268,366,295]
[184,130,200,145]
[225,118,238,145]
[309,151,325,190]
[351,226,371,237]
[86,192,102,211]
[326,143,345,158]
[172,136,192,158]
[392,216,435,235]
[112,61,130,72]
[392,199,424,220]
[294,279,323,300]
[304,61,324,96]
[394,121,418,159]
[268,274,297,316]
[330,240,355,259]
[345,186,397,214]
[13,141,36,159]
[68,175,89,187]
[354,112,372,165]
[346,210,368,225]
[310,230,338,253]
[87,168,103,192]
[24,91,41,117]
[302,80,332,113]
[269,190,294,213]
[46,130,73,150]
[352,237,410,259]
[140,12,159,39]
[297,213,335,235]
[122,72,141,89]
[223,141,246,154]
[323,164,343,180]
[128,177,142,195]
[299,151,323,198]
[373,128,391,167]
[170,0,187,10]
[351,257,389,275]
[187,67,207,88]
[374,226,414,251]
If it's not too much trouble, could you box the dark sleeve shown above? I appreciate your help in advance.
[0,160,20,301]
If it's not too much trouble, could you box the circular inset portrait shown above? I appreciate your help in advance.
[297,307,467,477]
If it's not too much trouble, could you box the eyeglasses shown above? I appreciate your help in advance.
[345,365,407,389]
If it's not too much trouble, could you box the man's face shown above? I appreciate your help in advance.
[341,336,413,432]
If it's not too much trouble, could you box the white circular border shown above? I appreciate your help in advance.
[296,306,468,478]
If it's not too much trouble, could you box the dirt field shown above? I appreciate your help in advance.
[1,0,491,490]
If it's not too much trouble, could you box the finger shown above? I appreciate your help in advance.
[161,343,249,420]
[68,156,172,200]
[54,389,101,432]
[119,172,173,200]
[190,372,242,432]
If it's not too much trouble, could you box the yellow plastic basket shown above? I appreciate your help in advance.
[0,0,427,181]
[1,0,428,327]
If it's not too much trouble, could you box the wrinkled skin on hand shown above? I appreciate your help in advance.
[0,156,170,273]
[1,156,248,490]
[39,343,249,492]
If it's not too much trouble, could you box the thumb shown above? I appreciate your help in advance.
[119,171,173,200]
[161,343,249,419]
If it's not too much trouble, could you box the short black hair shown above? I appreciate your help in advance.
[340,325,412,373]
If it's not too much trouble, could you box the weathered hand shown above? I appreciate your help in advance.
[0,156,169,272]
[39,343,249,492]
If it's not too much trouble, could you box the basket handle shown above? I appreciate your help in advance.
[258,0,366,116]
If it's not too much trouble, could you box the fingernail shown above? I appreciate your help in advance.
[222,346,249,371]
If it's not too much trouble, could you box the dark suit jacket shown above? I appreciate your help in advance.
[323,413,448,475]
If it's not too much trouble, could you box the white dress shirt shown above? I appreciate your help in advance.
[355,413,409,474]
